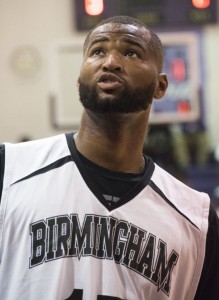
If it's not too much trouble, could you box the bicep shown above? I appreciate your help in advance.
[194,204,219,300]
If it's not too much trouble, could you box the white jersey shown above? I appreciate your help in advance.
[0,133,210,300]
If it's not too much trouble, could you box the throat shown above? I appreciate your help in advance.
[76,111,147,173]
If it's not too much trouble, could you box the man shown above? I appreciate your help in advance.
[0,16,218,300]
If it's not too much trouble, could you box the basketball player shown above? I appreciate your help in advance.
[0,16,219,300]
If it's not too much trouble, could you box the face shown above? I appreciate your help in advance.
[78,23,167,113]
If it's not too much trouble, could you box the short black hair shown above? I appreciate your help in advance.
[83,15,164,70]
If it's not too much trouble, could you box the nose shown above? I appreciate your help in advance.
[102,51,123,72]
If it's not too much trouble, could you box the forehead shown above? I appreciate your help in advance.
[86,23,151,48]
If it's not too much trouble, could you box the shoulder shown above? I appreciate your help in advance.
[4,133,67,153]
[151,163,210,230]
[3,134,71,185]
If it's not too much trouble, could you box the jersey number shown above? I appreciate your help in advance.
[65,289,125,300]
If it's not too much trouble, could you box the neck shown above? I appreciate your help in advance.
[75,108,151,173]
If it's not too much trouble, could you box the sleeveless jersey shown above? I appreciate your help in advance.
[0,133,210,300]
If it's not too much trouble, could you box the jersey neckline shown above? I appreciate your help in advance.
[65,132,155,211]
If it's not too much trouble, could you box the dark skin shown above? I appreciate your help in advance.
[75,23,168,173]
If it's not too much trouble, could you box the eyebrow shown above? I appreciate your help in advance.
[87,34,146,52]
[122,37,146,51]
[88,36,110,49]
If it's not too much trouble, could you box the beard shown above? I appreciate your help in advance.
[78,78,156,114]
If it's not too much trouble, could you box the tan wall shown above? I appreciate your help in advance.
[204,25,219,148]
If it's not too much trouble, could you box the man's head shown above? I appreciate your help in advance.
[78,15,168,114]
[83,16,164,71]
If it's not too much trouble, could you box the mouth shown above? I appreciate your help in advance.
[97,73,123,91]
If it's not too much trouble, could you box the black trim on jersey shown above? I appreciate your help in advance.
[65,132,155,211]
[11,155,73,185]
[0,144,5,202]
[149,180,199,229]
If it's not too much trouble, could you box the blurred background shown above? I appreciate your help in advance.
[0,0,219,209]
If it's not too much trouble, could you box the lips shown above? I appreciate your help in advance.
[97,73,123,90]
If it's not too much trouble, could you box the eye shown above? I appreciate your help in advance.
[125,50,138,58]
[91,48,104,56]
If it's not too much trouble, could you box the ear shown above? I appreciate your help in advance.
[153,73,168,99]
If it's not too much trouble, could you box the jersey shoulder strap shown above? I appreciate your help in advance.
[0,144,5,202]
